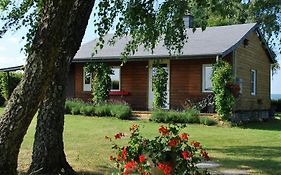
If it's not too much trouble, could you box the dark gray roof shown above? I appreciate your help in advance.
[0,65,24,72]
[74,23,260,62]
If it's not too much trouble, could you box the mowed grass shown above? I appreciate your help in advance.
[0,108,281,175]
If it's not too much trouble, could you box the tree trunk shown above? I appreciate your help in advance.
[28,56,75,175]
[0,1,95,175]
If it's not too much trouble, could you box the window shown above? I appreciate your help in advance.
[250,69,256,95]
[202,64,213,92]
[83,69,91,91]
[110,67,121,91]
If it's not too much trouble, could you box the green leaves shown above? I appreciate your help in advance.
[211,60,235,120]
[84,63,113,104]
[152,64,168,109]
[93,0,212,60]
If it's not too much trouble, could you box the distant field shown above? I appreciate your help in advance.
[0,108,281,175]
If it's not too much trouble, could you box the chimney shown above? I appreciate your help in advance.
[183,14,194,28]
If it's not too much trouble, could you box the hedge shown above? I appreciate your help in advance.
[65,100,132,119]
[150,109,217,126]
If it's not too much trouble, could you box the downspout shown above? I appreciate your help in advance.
[216,55,220,62]
[233,51,237,80]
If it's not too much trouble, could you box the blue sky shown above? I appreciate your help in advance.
[0,15,280,94]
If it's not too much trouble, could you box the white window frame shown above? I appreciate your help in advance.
[250,69,256,96]
[83,68,91,92]
[202,64,213,92]
[110,66,121,91]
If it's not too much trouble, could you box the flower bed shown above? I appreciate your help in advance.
[107,124,210,175]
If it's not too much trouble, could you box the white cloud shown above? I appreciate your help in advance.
[7,37,20,44]
[0,45,6,51]
[0,56,25,69]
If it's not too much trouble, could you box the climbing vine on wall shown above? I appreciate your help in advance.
[84,63,112,104]
[152,64,168,109]
[211,60,235,120]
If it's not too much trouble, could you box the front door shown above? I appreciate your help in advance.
[148,60,170,109]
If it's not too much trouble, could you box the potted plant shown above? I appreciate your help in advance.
[107,124,210,175]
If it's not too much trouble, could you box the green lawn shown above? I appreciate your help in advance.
[1,108,281,175]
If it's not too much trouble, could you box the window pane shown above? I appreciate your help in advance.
[83,69,91,91]
[204,66,213,91]
[84,71,91,84]
[110,67,120,90]
[250,70,256,95]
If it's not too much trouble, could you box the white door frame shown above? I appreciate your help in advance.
[148,59,170,109]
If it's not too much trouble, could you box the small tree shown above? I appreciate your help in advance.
[152,64,168,109]
[84,63,112,104]
[211,60,235,120]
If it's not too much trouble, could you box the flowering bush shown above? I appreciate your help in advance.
[226,83,240,98]
[107,124,210,175]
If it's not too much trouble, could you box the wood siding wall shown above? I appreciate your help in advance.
[235,32,271,111]
[170,58,215,109]
[72,61,149,110]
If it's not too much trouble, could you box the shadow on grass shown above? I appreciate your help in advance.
[211,145,281,174]
[19,166,113,175]
[240,116,281,131]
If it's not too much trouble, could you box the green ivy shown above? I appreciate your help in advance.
[0,72,23,101]
[84,63,112,105]
[152,64,168,109]
[211,60,235,120]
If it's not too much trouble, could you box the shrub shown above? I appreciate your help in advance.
[109,104,132,119]
[0,72,23,101]
[64,100,132,119]
[95,104,111,116]
[65,99,84,114]
[271,99,281,112]
[80,105,95,116]
[199,117,217,126]
[150,109,200,124]
[107,124,210,175]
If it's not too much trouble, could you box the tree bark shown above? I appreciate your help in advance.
[0,1,95,175]
[28,56,75,175]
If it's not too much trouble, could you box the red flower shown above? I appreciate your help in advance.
[200,150,210,161]
[180,133,189,141]
[159,126,170,135]
[157,163,172,175]
[115,132,124,139]
[124,160,138,174]
[122,147,127,161]
[182,151,193,160]
[139,155,146,163]
[191,141,201,148]
[168,138,178,147]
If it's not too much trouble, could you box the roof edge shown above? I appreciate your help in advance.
[221,23,259,57]
[0,65,24,72]
[72,54,220,63]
